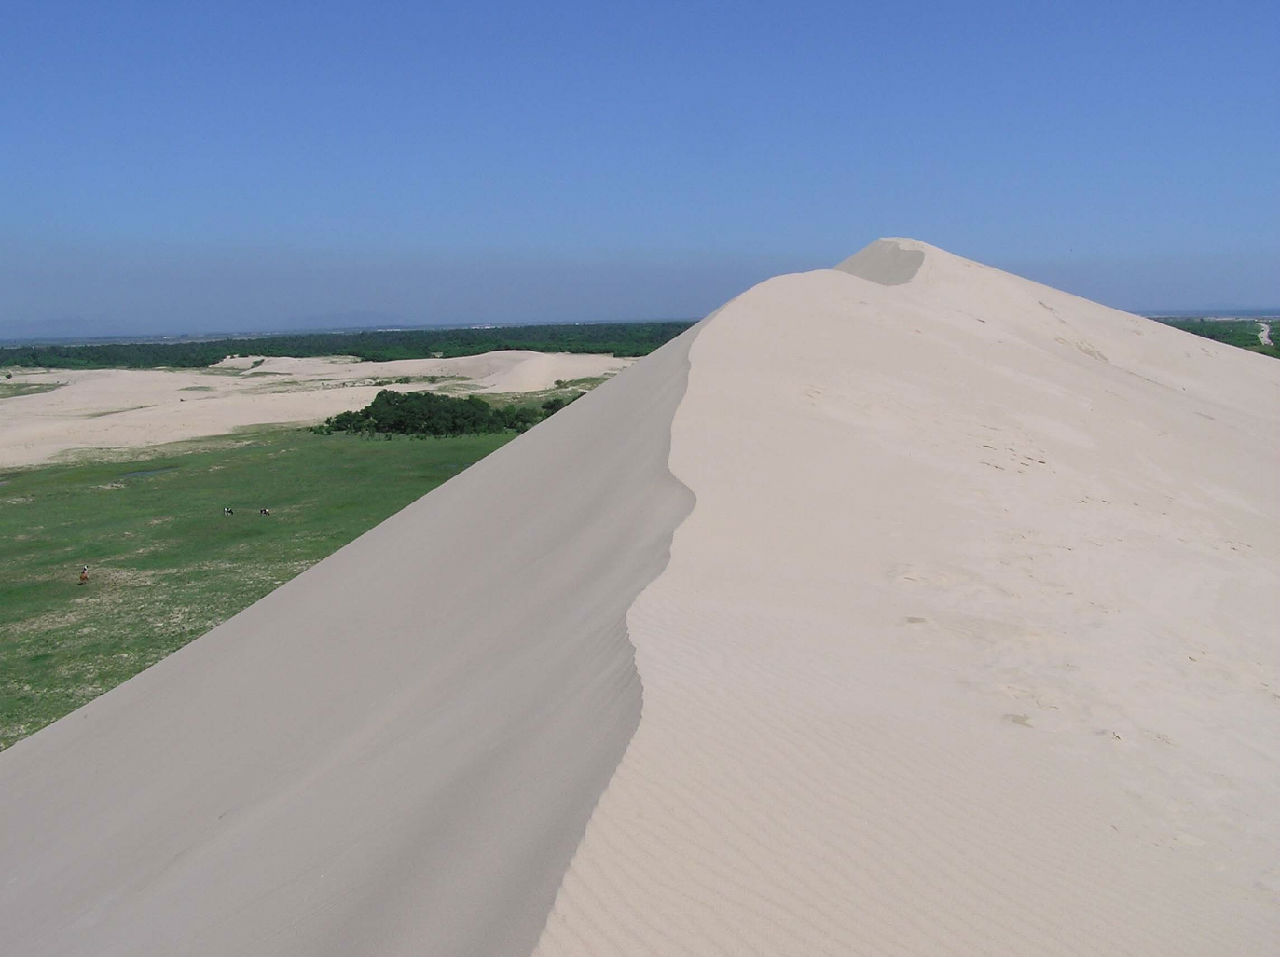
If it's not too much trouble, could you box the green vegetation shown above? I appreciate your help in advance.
[365,374,459,388]
[0,381,64,399]
[321,389,580,436]
[1156,318,1279,360]
[0,428,510,749]
[0,321,694,370]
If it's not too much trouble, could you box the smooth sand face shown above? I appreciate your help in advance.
[0,335,693,954]
[834,236,925,284]
[0,350,632,468]
[537,242,1280,954]
[2,240,1278,955]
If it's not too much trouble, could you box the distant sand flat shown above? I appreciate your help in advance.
[2,241,1278,955]
[0,350,631,468]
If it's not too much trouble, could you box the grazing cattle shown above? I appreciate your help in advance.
[78,565,89,585]
[223,507,234,516]
[259,508,270,516]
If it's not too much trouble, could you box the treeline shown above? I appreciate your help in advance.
[1157,318,1279,360]
[0,322,694,370]
[320,389,580,437]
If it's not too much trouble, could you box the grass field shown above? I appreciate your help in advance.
[0,427,511,749]
[0,381,63,399]
[1159,318,1280,359]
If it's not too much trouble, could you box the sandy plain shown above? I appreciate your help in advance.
[0,350,632,468]
[1,240,1278,955]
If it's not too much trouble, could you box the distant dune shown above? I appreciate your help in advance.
[2,240,1278,955]
[0,350,631,468]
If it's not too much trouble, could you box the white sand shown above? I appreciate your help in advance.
[0,350,631,468]
[2,239,1278,955]
[536,241,1280,955]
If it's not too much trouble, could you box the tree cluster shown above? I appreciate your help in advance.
[1157,318,1279,359]
[319,390,579,437]
[0,322,693,370]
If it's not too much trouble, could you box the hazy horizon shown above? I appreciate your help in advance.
[5,239,1277,343]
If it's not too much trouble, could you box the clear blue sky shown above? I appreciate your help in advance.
[2,0,1277,336]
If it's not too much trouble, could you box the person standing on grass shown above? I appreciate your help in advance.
[78,565,89,585]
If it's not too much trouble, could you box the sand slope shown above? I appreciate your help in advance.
[2,239,1278,955]
[536,241,1280,955]
[0,335,692,954]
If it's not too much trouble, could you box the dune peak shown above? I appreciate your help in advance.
[834,237,928,284]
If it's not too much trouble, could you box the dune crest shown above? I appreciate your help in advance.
[536,241,1280,955]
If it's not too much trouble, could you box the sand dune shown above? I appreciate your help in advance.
[2,240,1278,955]
[537,240,1280,955]
[0,350,631,468]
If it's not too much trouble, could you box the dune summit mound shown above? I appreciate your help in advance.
[3,240,1279,956]
[834,236,927,284]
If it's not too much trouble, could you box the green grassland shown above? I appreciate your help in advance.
[0,381,64,399]
[0,428,511,749]
[1158,318,1279,360]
